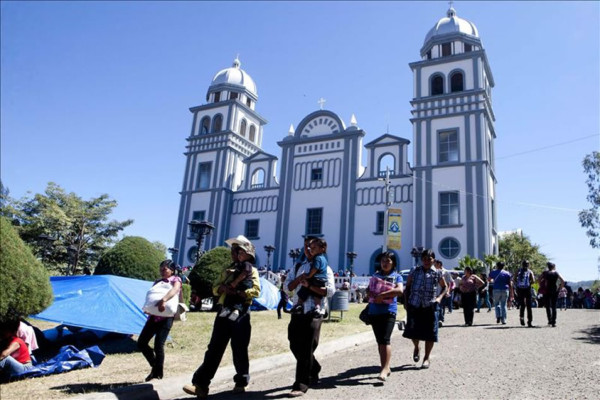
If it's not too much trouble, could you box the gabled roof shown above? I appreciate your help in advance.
[365,133,410,148]
[244,150,278,163]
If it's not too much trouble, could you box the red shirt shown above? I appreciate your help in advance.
[9,337,31,364]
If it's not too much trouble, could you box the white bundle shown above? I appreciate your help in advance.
[142,281,178,317]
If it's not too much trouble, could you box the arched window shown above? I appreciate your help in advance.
[431,75,444,96]
[212,114,223,133]
[240,119,247,137]
[450,72,464,92]
[378,153,395,177]
[251,168,265,189]
[200,117,210,134]
[249,125,256,142]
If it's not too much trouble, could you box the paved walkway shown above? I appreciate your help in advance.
[77,307,599,399]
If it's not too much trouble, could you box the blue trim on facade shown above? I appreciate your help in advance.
[226,104,233,131]
[425,168,432,248]
[475,113,486,258]
[473,57,480,89]
[416,66,421,98]
[338,136,351,266]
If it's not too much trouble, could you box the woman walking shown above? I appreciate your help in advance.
[367,251,403,381]
[403,249,447,369]
[138,260,182,381]
[540,262,565,327]
[459,267,485,326]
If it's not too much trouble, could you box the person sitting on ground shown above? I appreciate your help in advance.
[219,244,255,321]
[0,320,34,382]
[292,238,329,316]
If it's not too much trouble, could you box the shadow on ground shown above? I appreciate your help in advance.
[573,325,600,345]
[173,365,411,399]
[51,382,153,399]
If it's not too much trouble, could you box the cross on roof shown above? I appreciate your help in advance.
[317,98,326,110]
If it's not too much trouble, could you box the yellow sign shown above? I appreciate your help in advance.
[386,208,402,250]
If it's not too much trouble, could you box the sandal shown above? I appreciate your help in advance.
[421,359,430,369]
[413,348,420,363]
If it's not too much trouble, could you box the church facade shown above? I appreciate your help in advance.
[173,7,498,274]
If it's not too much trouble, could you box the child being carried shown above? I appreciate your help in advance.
[219,242,255,321]
[293,238,328,317]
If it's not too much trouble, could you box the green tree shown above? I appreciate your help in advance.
[11,182,133,275]
[458,254,484,273]
[94,236,165,281]
[498,232,548,276]
[188,247,231,300]
[579,151,600,249]
[152,241,168,257]
[484,254,501,273]
[0,216,53,322]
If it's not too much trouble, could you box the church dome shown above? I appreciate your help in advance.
[423,7,479,46]
[209,58,257,98]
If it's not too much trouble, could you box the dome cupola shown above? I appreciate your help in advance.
[207,58,258,103]
[420,7,482,59]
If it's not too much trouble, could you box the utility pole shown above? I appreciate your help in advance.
[378,167,393,252]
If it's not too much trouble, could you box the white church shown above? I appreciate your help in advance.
[172,6,498,274]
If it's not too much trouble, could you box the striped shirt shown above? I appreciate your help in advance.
[407,266,442,308]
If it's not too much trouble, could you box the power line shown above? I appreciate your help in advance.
[496,134,598,161]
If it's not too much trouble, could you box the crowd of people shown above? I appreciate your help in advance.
[154,241,599,399]
[4,232,597,396]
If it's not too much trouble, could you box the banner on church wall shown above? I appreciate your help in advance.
[386,208,402,250]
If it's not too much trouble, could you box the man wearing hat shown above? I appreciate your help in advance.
[183,235,260,399]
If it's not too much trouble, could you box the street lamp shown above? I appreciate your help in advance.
[288,248,301,268]
[168,247,179,262]
[188,220,215,263]
[410,246,424,267]
[264,245,276,270]
[346,251,357,289]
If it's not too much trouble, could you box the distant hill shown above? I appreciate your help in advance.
[568,280,596,289]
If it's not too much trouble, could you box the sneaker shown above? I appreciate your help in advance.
[496,318,500,324]
[219,308,231,318]
[520,318,525,326]
[183,384,208,399]
[232,384,245,394]
[228,309,240,321]
[501,319,506,325]
[438,321,443,328]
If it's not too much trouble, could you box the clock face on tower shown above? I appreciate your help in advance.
[301,116,340,137]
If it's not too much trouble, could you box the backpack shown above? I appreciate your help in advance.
[516,269,531,289]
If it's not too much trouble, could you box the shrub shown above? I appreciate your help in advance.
[0,216,53,322]
[94,236,164,281]
[180,282,192,307]
[188,247,231,299]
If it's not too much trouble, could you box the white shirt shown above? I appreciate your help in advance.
[437,267,454,296]
[284,260,336,314]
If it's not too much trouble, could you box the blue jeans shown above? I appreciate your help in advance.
[493,290,509,321]
[0,355,33,378]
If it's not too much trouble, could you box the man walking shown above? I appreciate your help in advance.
[514,260,535,327]
[284,237,335,397]
[434,259,453,327]
[488,262,513,325]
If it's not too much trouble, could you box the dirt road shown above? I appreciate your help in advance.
[181,307,599,400]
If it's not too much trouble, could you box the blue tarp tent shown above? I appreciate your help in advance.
[32,275,152,336]
[251,277,281,310]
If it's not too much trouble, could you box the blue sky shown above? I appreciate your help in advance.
[2,1,598,282]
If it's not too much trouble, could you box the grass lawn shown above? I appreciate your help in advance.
[1,303,405,399]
